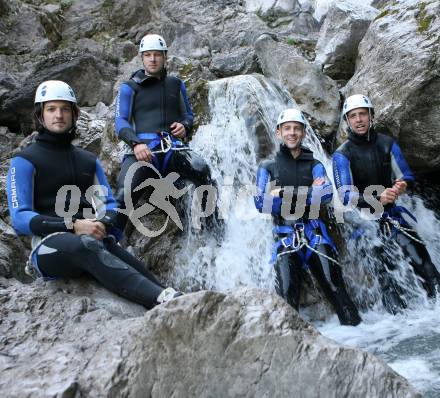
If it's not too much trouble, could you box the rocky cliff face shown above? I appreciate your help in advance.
[0,0,437,396]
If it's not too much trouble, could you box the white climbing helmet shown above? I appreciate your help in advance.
[276,108,306,127]
[34,80,77,104]
[139,34,168,53]
[342,94,373,116]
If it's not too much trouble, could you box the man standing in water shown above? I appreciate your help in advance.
[255,108,361,326]
[332,94,440,313]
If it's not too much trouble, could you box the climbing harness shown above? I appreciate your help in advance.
[381,206,425,245]
[137,131,190,173]
[270,219,340,266]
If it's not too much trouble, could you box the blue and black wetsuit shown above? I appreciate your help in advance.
[113,69,215,231]
[255,145,361,325]
[333,128,440,311]
[6,129,166,309]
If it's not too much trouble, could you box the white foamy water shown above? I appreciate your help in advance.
[173,73,440,396]
[317,193,440,397]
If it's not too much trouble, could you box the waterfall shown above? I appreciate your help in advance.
[166,74,440,396]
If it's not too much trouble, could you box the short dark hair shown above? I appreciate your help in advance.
[33,102,79,133]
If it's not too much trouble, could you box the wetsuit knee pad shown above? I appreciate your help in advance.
[79,235,129,270]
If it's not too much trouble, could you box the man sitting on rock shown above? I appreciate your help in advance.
[255,108,361,326]
[332,94,440,313]
[6,80,181,308]
[113,33,219,234]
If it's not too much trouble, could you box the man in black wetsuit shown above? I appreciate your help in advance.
[6,80,180,308]
[332,94,440,313]
[113,33,217,233]
[255,108,361,325]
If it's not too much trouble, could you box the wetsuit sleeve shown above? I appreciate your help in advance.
[178,80,194,135]
[391,141,415,190]
[115,83,142,148]
[7,157,39,235]
[254,163,282,215]
[332,151,378,208]
[7,157,72,236]
[309,162,333,205]
[93,159,123,241]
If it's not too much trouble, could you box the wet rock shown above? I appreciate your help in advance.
[255,33,339,136]
[0,279,421,397]
[210,46,260,77]
[315,1,378,82]
[343,0,440,171]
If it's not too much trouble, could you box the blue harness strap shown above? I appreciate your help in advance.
[137,132,188,174]
[270,219,337,267]
[381,205,417,237]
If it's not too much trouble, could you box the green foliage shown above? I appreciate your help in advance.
[60,0,73,11]
[417,2,434,33]
[374,8,398,21]
[286,38,298,46]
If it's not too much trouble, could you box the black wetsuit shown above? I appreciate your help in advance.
[255,145,361,325]
[114,69,216,232]
[333,128,440,312]
[7,129,165,309]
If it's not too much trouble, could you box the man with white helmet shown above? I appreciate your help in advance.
[113,33,218,233]
[333,94,440,313]
[6,80,181,308]
[255,108,361,326]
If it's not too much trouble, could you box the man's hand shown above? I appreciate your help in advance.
[133,143,152,162]
[393,179,408,196]
[270,188,282,197]
[73,219,106,240]
[379,187,399,205]
[170,122,186,139]
[312,177,325,186]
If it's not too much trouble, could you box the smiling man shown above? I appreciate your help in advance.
[255,108,361,326]
[332,94,440,313]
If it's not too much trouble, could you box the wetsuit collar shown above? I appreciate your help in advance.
[279,144,314,160]
[131,68,167,84]
[348,126,377,145]
[37,127,74,147]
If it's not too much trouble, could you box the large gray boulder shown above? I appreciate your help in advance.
[0,277,421,397]
[343,0,440,171]
[315,1,378,82]
[255,34,340,135]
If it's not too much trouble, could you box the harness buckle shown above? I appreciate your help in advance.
[280,237,290,248]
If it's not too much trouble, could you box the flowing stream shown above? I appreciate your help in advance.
[175,74,439,397]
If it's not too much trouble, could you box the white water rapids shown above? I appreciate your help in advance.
[172,74,440,397]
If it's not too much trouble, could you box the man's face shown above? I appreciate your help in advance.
[42,100,73,134]
[276,121,305,150]
[347,107,371,135]
[142,50,166,76]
